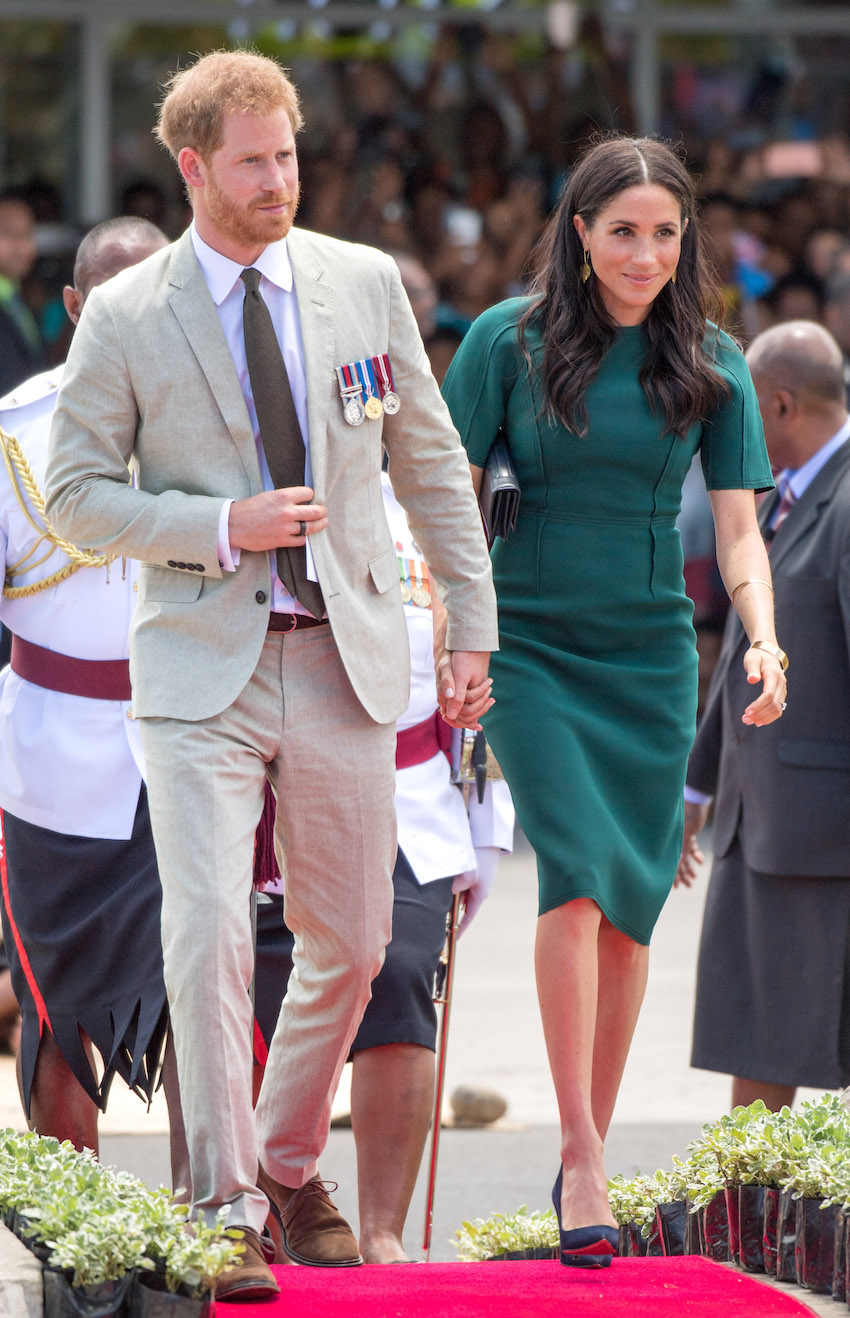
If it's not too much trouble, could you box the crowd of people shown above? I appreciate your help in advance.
[0,33,847,1298]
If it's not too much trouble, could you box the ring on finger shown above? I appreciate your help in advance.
[299,520,306,537]
[779,700,787,711]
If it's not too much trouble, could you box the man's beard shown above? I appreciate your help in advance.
[206,173,300,249]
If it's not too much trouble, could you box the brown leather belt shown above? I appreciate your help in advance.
[267,613,329,633]
[10,634,132,701]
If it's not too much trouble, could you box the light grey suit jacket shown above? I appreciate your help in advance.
[45,228,497,723]
[688,440,850,876]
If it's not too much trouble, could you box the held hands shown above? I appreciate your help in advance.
[740,647,787,726]
[229,487,328,551]
[674,800,709,890]
[436,649,493,730]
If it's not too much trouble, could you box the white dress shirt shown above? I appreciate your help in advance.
[190,223,318,614]
[0,367,144,838]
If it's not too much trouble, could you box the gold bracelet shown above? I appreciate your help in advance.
[730,577,774,604]
[750,640,789,672]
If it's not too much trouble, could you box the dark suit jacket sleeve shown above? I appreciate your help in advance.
[686,608,744,796]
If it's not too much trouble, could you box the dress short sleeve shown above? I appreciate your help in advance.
[699,331,774,494]
[440,298,527,468]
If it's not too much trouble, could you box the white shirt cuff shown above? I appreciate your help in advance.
[684,785,713,806]
[217,499,240,571]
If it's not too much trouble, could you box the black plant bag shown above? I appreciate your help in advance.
[130,1270,213,1318]
[13,1212,53,1263]
[488,1247,557,1261]
[775,1187,798,1281]
[737,1185,766,1273]
[656,1201,687,1256]
[701,1189,731,1262]
[683,1200,702,1256]
[618,1222,647,1257]
[43,1268,133,1318]
[724,1184,741,1264]
[643,1215,665,1257]
[795,1196,836,1294]
[832,1209,847,1303]
[762,1186,781,1275]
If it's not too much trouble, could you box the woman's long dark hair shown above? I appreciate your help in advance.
[518,135,729,438]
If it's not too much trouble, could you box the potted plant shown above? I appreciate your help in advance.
[454,1207,558,1261]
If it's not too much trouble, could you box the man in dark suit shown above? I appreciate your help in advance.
[678,320,850,1113]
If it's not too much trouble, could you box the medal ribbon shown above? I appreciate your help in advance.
[376,353,395,392]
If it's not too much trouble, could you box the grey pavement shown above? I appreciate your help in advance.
[0,832,835,1311]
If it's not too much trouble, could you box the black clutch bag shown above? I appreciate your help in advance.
[479,432,520,545]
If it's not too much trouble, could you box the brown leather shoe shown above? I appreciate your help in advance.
[259,1165,363,1267]
[214,1225,280,1302]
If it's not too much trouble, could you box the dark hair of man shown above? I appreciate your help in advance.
[518,135,729,439]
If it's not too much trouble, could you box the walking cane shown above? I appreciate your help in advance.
[422,888,462,1261]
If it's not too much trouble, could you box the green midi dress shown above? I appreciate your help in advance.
[441,298,773,944]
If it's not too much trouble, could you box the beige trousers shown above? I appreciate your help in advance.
[140,627,396,1230]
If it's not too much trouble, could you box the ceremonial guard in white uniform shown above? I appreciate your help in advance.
[252,471,513,1264]
[0,218,184,1171]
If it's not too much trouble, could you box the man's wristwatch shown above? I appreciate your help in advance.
[750,640,789,672]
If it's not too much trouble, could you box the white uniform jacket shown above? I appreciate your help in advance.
[0,367,143,839]
[383,473,514,884]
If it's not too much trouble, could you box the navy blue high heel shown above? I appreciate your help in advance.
[552,1167,618,1269]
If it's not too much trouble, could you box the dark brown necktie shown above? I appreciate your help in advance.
[240,267,324,618]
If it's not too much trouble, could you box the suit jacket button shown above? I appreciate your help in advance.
[256,590,267,604]
[167,560,177,567]
[195,564,205,572]
[176,561,186,570]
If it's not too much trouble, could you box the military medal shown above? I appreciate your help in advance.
[358,359,384,419]
[374,354,400,414]
[406,555,431,608]
[336,364,366,426]
[343,395,365,426]
[396,542,412,602]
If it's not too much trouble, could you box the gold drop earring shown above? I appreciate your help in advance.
[581,250,591,284]
[671,267,678,285]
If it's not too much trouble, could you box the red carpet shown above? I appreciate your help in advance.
[217,1258,815,1317]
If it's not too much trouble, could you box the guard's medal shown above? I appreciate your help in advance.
[411,579,431,607]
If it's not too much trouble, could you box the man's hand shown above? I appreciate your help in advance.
[675,799,709,889]
[229,487,328,552]
[436,649,493,730]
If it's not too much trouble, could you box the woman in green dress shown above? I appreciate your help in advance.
[440,136,787,1268]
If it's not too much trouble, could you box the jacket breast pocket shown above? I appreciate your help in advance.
[368,547,399,595]
[139,564,204,604]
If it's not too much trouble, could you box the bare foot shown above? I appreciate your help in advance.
[360,1231,410,1265]
[558,1144,616,1232]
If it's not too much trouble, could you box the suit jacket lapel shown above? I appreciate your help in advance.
[166,232,259,486]
[287,229,335,497]
[767,442,850,574]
